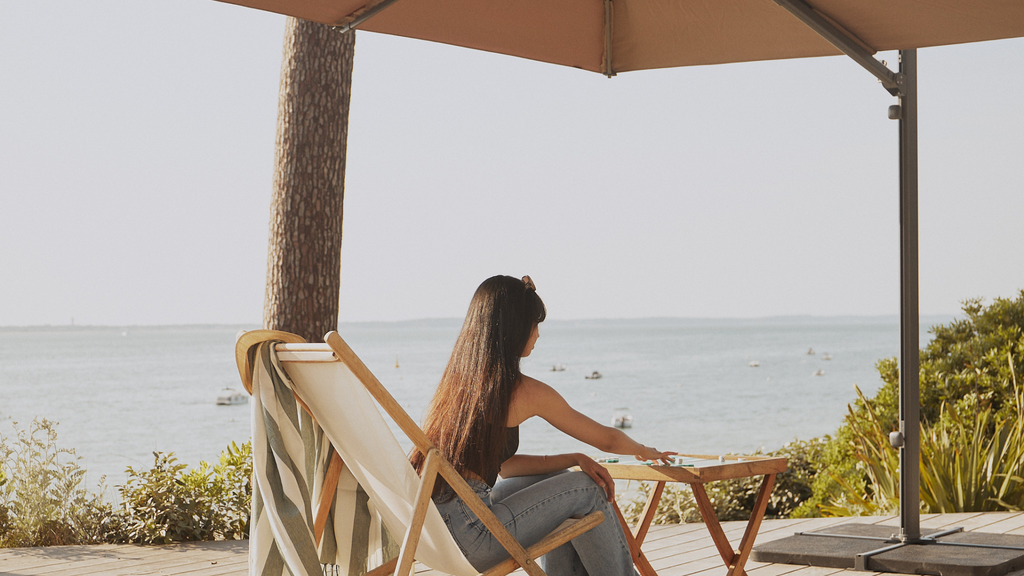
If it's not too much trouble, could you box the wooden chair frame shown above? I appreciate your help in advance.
[237,329,604,576]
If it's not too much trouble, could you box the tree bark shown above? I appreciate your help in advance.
[263,19,356,343]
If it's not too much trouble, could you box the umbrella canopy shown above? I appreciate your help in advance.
[220,0,1024,75]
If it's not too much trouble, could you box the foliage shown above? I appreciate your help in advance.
[0,419,110,547]
[108,442,252,544]
[816,387,901,516]
[804,292,1024,516]
[618,437,826,525]
[0,417,252,548]
[822,352,1024,516]
[921,388,1024,513]
[855,292,1024,434]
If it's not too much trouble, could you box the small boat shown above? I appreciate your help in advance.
[550,364,566,372]
[748,360,760,367]
[611,408,633,428]
[216,388,248,405]
[806,348,815,355]
[822,353,832,361]
[813,369,826,377]
[585,371,602,380]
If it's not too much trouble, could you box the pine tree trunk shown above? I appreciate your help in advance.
[263,19,355,343]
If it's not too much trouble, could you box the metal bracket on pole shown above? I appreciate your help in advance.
[331,0,404,33]
[770,0,903,96]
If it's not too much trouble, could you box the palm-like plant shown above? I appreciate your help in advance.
[828,352,1024,516]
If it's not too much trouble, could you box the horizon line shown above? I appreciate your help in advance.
[0,312,962,330]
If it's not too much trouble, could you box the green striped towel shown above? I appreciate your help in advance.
[250,342,398,576]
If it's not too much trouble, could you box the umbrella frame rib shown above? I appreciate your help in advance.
[332,0,404,33]
[771,0,902,94]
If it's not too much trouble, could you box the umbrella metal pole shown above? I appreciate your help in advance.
[897,48,921,543]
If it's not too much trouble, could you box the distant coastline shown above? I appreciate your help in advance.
[0,314,959,331]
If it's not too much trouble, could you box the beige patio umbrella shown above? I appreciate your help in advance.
[220,0,1024,78]
[217,0,1024,570]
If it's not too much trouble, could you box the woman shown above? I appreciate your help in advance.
[412,275,674,575]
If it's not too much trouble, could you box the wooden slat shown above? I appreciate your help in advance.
[729,473,776,576]
[979,512,1024,534]
[481,511,605,576]
[314,451,345,546]
[364,557,399,576]
[396,449,442,576]
[690,483,738,571]
[635,481,667,543]
[436,458,545,576]
[614,500,660,576]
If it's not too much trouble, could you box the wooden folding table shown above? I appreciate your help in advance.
[602,454,787,576]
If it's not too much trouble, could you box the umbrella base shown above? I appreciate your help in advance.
[752,523,1024,576]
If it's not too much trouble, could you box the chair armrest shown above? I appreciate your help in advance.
[481,511,605,576]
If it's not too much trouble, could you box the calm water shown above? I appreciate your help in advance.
[0,318,947,488]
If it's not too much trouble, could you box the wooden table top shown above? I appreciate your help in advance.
[599,453,788,483]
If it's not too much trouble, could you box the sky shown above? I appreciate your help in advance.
[1,1,1021,326]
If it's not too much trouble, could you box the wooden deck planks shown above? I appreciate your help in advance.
[6,513,1024,576]
[0,541,247,576]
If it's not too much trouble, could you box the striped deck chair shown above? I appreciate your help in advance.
[235,330,605,576]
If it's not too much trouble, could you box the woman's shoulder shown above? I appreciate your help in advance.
[515,374,555,398]
[509,375,566,425]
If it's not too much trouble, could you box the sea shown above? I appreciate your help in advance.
[0,317,949,492]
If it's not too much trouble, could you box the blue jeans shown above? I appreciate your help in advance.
[432,470,635,576]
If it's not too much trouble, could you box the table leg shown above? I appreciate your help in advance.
[613,499,659,576]
[727,473,776,576]
[635,481,666,543]
[691,483,740,574]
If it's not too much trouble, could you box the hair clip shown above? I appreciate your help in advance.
[522,275,536,291]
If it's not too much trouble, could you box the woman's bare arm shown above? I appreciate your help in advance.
[508,376,675,462]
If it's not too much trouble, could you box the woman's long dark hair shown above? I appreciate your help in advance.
[412,275,546,494]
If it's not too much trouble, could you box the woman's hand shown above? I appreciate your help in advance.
[634,446,677,465]
[574,454,616,501]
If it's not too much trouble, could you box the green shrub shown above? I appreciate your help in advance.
[0,419,110,547]
[108,442,252,544]
[805,292,1024,516]
[822,352,1024,516]
[0,417,252,547]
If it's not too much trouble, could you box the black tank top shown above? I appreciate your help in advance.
[485,426,519,486]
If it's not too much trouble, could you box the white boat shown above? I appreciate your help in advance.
[550,364,566,372]
[216,388,248,405]
[749,360,760,367]
[813,369,826,377]
[611,408,633,428]
[585,371,602,380]
[822,353,832,361]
